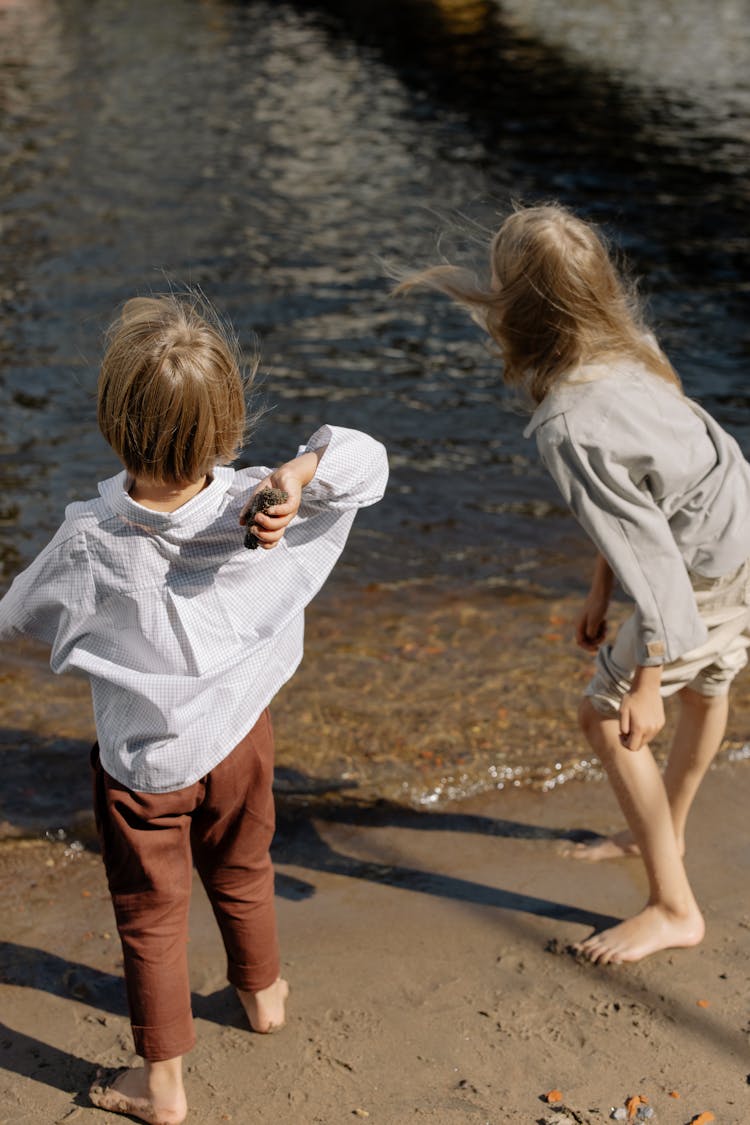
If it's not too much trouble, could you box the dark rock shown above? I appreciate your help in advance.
[244,487,288,549]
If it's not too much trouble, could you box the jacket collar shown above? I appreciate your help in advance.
[522,363,616,437]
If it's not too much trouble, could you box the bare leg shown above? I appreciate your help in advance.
[663,688,728,851]
[237,976,289,1033]
[564,688,728,861]
[89,1057,187,1124]
[572,698,704,963]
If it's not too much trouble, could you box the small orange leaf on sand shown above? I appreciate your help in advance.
[696,998,710,1007]
[625,1095,649,1120]
[690,1114,715,1125]
[668,1090,680,1098]
[544,1090,563,1104]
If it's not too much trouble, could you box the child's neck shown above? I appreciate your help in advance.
[129,475,210,512]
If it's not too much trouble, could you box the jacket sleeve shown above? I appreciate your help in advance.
[537,417,707,665]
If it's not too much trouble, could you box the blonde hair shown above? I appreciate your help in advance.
[98,293,252,484]
[394,203,680,404]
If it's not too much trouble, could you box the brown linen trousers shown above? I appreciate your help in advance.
[91,709,280,1060]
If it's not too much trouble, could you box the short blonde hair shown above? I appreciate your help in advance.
[394,203,680,404]
[98,293,251,483]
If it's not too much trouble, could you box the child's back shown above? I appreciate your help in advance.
[1,424,385,792]
[0,292,388,1125]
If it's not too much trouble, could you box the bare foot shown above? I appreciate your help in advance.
[89,1064,187,1125]
[573,902,705,964]
[237,976,289,1033]
[561,829,642,861]
[563,828,686,862]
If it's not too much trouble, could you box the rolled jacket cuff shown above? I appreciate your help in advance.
[639,639,666,665]
[634,612,709,667]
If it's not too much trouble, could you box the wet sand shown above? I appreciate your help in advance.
[2,764,749,1124]
[1,584,750,1122]
[4,585,750,833]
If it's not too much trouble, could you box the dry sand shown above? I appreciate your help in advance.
[2,761,749,1125]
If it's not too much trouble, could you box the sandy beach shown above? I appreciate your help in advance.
[2,590,750,1124]
[2,755,749,1125]
[1,1,749,1122]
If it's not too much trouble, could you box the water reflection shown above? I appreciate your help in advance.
[499,0,749,99]
[0,0,747,807]
[1,0,747,585]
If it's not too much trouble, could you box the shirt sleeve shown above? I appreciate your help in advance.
[536,416,708,665]
[296,425,389,512]
[269,425,387,590]
[0,529,95,669]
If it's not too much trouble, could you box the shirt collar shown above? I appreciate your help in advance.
[98,466,235,530]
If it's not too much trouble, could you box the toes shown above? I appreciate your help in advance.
[596,946,617,966]
[89,1067,129,1108]
[572,934,613,964]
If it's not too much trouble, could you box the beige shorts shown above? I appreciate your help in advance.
[586,559,750,717]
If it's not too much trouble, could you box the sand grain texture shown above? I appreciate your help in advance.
[1,764,749,1124]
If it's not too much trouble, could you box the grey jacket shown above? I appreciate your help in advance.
[524,361,750,665]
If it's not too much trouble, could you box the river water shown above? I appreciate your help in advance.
[0,0,748,828]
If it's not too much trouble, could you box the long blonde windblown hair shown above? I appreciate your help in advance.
[394,204,680,405]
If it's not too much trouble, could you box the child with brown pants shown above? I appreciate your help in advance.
[0,294,388,1123]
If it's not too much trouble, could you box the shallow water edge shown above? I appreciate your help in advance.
[2,581,749,842]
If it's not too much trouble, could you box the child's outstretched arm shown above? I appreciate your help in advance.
[240,446,328,550]
[239,426,388,553]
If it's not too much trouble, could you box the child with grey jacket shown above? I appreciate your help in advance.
[396,203,750,965]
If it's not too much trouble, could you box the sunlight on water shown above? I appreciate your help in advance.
[498,0,749,101]
[0,0,747,817]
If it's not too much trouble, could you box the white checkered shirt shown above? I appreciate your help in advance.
[0,426,388,792]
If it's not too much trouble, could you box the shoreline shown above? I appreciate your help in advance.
[3,582,750,838]
[2,764,749,1123]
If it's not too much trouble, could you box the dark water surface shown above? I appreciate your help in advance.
[1,0,749,822]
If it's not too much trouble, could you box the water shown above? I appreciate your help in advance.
[0,0,748,826]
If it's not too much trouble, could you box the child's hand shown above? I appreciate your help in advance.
[575,592,608,652]
[239,447,327,550]
[619,667,665,751]
[240,474,300,550]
